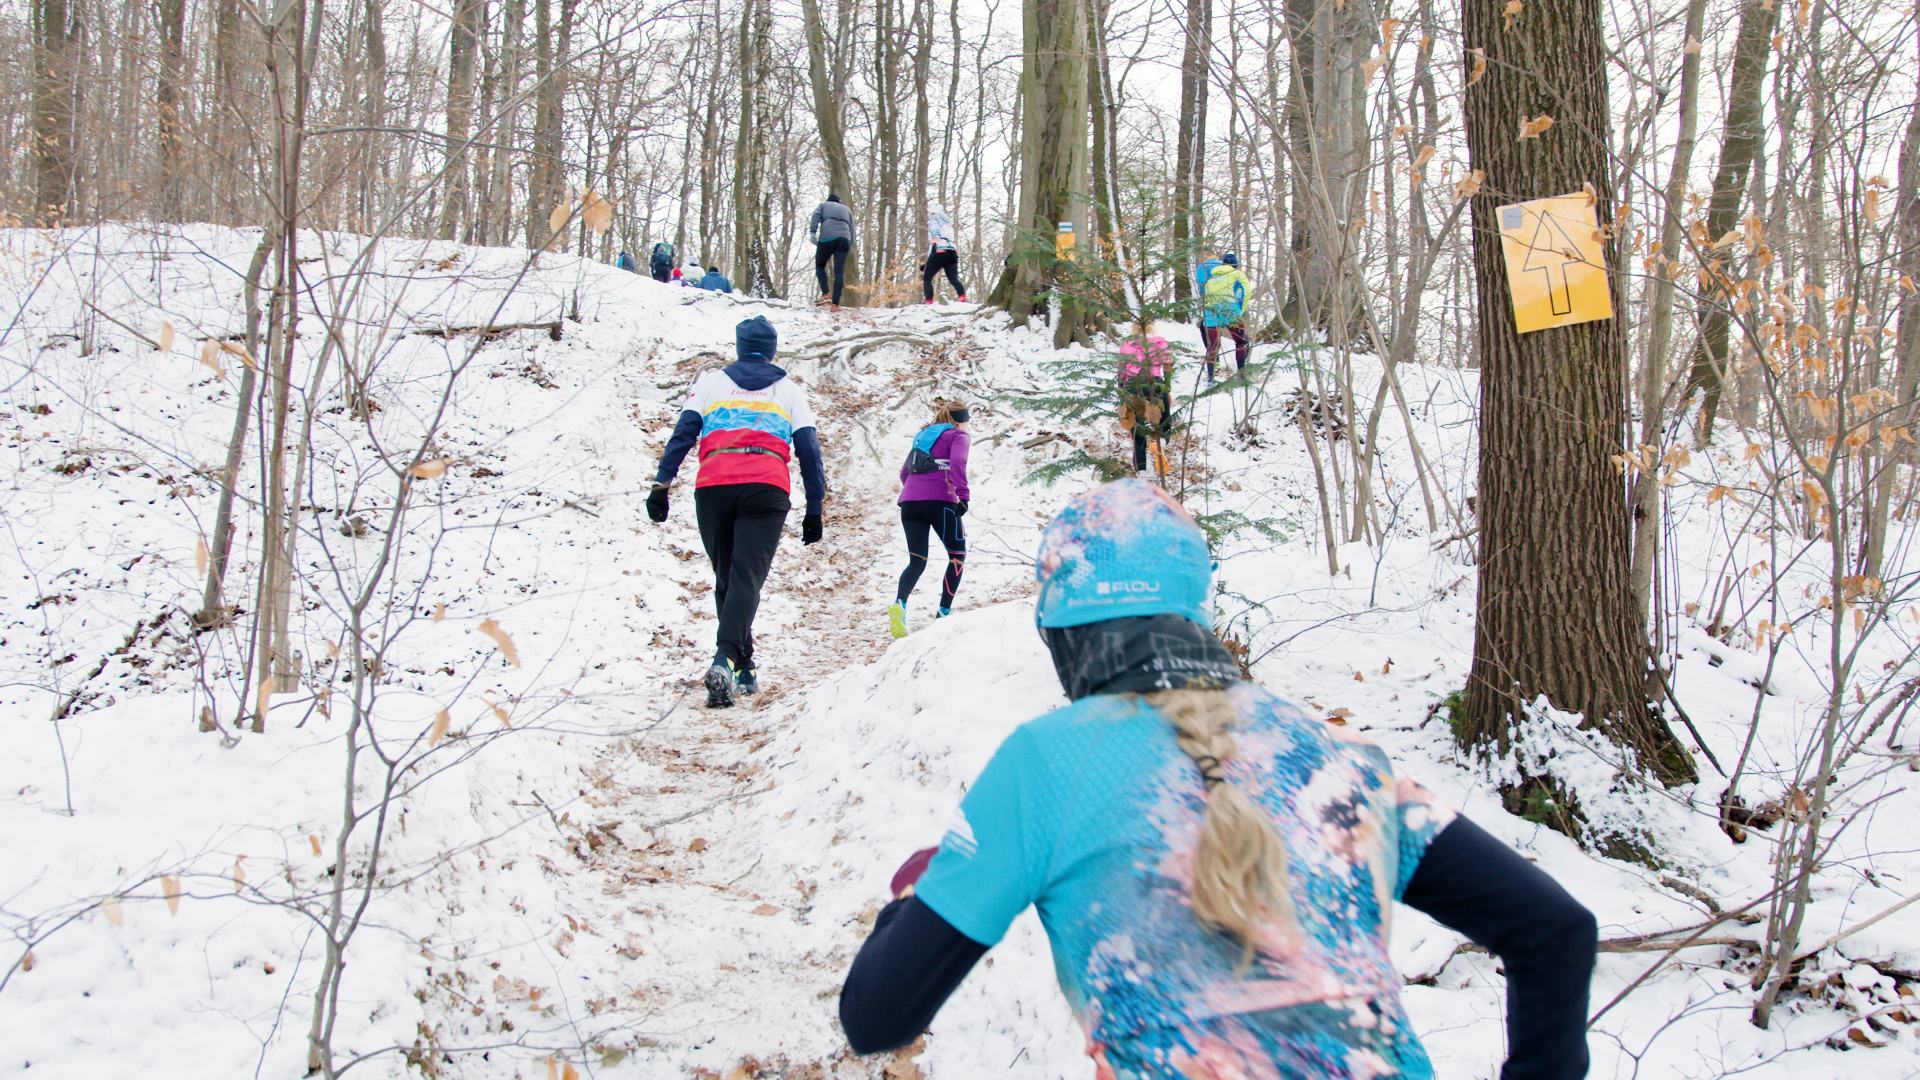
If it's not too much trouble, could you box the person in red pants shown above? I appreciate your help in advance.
[1201,252,1252,382]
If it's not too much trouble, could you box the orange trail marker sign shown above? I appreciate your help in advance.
[1496,192,1614,333]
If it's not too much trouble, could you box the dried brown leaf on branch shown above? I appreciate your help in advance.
[162,875,181,915]
[195,535,209,576]
[100,895,124,927]
[582,191,613,236]
[1502,0,1522,28]
[548,200,573,235]
[219,340,258,370]
[309,833,323,856]
[1517,114,1555,140]
[157,322,175,352]
[429,709,450,747]
[408,457,451,479]
[478,618,521,667]
[1414,144,1437,170]
[199,340,226,380]
[1865,190,1881,223]
[1455,169,1486,200]
[1685,34,1703,53]
[232,855,246,894]
[1466,47,1487,86]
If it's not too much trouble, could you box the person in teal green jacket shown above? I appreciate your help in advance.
[1202,253,1251,383]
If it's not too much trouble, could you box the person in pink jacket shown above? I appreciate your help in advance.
[889,402,972,638]
[1118,328,1173,475]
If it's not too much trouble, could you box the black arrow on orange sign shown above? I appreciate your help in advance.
[1518,211,1586,316]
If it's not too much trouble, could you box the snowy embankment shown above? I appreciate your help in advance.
[0,223,1915,1079]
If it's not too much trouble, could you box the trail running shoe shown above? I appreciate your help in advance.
[735,667,759,695]
[888,602,909,639]
[936,607,952,619]
[705,658,737,708]
[957,294,967,302]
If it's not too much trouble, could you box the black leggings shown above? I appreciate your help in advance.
[815,237,851,304]
[694,483,790,668]
[922,248,965,301]
[897,500,966,608]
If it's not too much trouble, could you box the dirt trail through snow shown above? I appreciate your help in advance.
[465,305,1039,1078]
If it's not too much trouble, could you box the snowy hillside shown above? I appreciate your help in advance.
[0,224,1915,1079]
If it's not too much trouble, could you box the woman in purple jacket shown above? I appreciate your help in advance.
[889,403,972,638]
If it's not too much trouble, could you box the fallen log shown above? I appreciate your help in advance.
[413,320,563,342]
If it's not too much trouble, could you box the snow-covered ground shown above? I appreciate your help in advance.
[0,223,1915,1078]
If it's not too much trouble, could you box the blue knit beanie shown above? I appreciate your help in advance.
[1222,252,1238,266]
[1034,479,1214,629]
[735,316,778,362]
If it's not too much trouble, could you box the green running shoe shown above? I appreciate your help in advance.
[887,601,908,639]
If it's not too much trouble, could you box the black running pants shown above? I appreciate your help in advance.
[694,483,790,668]
[815,237,851,305]
[922,249,964,301]
[896,500,966,608]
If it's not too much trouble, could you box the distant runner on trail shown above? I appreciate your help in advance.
[648,241,675,283]
[1117,323,1173,477]
[840,479,1598,1079]
[888,402,972,639]
[646,316,826,708]
[921,204,967,304]
[810,194,855,310]
[1201,253,1252,382]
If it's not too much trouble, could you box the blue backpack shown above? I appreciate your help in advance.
[906,424,954,474]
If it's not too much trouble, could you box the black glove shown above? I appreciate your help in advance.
[646,487,669,522]
[956,499,968,516]
[802,513,823,545]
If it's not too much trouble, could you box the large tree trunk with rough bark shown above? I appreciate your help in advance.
[987,0,1089,342]
[31,0,79,226]
[440,0,483,240]
[1455,0,1696,796]
[801,0,855,290]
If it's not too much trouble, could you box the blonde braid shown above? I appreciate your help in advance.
[1145,688,1296,966]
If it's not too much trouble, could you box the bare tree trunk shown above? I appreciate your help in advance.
[801,0,854,269]
[1171,0,1209,306]
[490,0,525,245]
[911,0,933,260]
[256,0,317,738]
[199,234,275,624]
[1628,0,1707,638]
[731,0,776,293]
[1454,0,1696,792]
[1683,0,1780,447]
[31,0,79,226]
[1869,64,1920,579]
[987,0,1089,342]
[440,0,483,240]
[155,0,187,222]
[525,0,575,248]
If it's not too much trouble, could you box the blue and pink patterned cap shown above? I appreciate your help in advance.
[1034,479,1215,629]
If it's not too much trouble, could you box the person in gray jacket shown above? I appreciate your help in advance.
[810,194,855,309]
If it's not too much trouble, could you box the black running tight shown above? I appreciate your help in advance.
[897,500,966,608]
